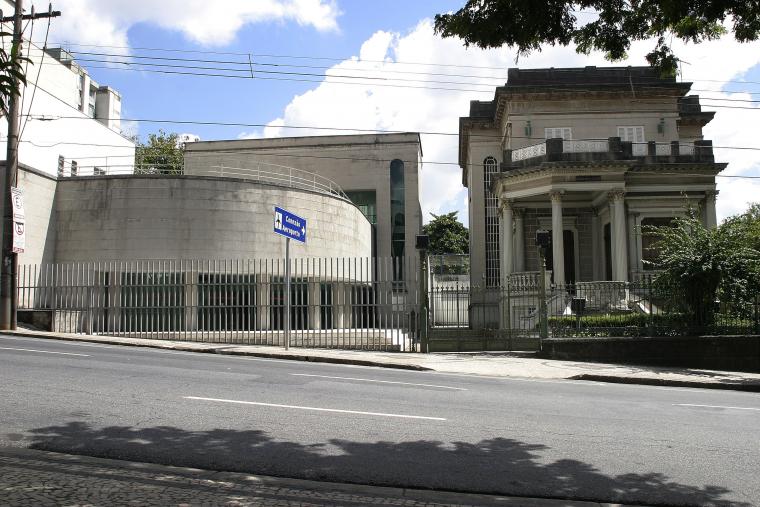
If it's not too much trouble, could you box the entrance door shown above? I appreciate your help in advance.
[604,223,612,280]
[544,230,576,285]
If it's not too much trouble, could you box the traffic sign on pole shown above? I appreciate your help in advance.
[273,206,306,243]
[274,206,307,351]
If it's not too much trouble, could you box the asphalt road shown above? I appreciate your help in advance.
[1,334,758,507]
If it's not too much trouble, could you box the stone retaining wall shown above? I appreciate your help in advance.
[541,335,760,373]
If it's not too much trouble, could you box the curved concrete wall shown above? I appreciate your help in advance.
[53,175,372,262]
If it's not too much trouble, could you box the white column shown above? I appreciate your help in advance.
[332,283,353,330]
[705,190,718,229]
[550,191,565,285]
[514,209,525,273]
[609,189,628,282]
[590,209,600,281]
[608,200,616,280]
[499,199,514,286]
[255,275,272,331]
[308,279,321,330]
[184,269,198,332]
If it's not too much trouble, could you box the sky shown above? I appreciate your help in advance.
[24,0,760,224]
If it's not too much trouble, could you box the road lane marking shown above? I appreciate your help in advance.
[184,396,447,421]
[291,373,467,391]
[0,346,90,357]
[674,403,760,412]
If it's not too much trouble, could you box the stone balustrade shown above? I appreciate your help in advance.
[504,137,714,168]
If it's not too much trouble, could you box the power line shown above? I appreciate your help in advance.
[63,49,510,83]
[36,40,760,93]
[14,136,760,175]
[28,52,760,100]
[43,63,496,94]
[23,43,760,97]
[66,56,500,89]
[24,113,760,147]
[44,41,514,71]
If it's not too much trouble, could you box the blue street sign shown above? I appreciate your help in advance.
[273,206,307,243]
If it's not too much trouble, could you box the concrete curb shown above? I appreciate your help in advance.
[7,330,760,392]
[4,330,432,372]
[0,447,628,507]
[569,374,760,392]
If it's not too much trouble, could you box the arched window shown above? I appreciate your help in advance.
[483,157,500,286]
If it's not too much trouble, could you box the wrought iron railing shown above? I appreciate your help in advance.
[428,278,760,338]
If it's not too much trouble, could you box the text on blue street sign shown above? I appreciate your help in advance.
[273,206,307,243]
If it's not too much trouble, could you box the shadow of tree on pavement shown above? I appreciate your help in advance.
[17,421,751,507]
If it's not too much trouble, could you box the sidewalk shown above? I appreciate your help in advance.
[7,329,760,392]
[0,447,628,507]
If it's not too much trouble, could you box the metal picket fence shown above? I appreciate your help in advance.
[428,273,760,339]
[17,256,422,351]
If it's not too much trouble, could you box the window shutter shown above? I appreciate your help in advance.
[618,126,644,143]
[545,127,572,140]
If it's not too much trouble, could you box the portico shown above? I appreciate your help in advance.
[492,137,724,286]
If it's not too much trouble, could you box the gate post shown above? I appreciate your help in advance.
[416,235,430,353]
[538,250,548,349]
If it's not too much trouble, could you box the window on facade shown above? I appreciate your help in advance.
[77,74,85,111]
[345,190,377,224]
[544,127,572,140]
[641,217,676,270]
[617,126,645,143]
[483,156,500,287]
[88,86,97,117]
[390,160,406,282]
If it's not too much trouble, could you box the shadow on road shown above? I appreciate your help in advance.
[17,421,749,507]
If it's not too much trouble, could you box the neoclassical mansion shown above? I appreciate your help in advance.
[460,66,723,291]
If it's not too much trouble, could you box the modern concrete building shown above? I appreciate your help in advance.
[184,133,424,265]
[15,164,390,340]
[460,66,724,289]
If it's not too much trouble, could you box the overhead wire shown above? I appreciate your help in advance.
[25,49,760,100]
[12,136,760,180]
[40,40,515,71]
[31,41,760,91]
[23,112,760,148]
[20,14,52,139]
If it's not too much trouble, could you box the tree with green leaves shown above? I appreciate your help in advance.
[0,30,30,119]
[434,1,760,76]
[648,205,760,327]
[423,211,469,255]
[134,130,184,175]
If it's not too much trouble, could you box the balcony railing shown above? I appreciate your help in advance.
[507,137,715,166]
[512,142,546,162]
[562,139,609,153]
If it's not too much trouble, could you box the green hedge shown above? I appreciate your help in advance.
[548,312,758,337]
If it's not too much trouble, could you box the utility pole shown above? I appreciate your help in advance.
[0,1,61,330]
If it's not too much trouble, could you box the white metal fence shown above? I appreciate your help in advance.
[18,256,422,351]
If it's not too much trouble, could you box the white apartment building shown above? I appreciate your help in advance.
[1,0,134,177]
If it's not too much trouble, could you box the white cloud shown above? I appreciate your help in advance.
[31,0,340,49]
[256,21,760,224]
